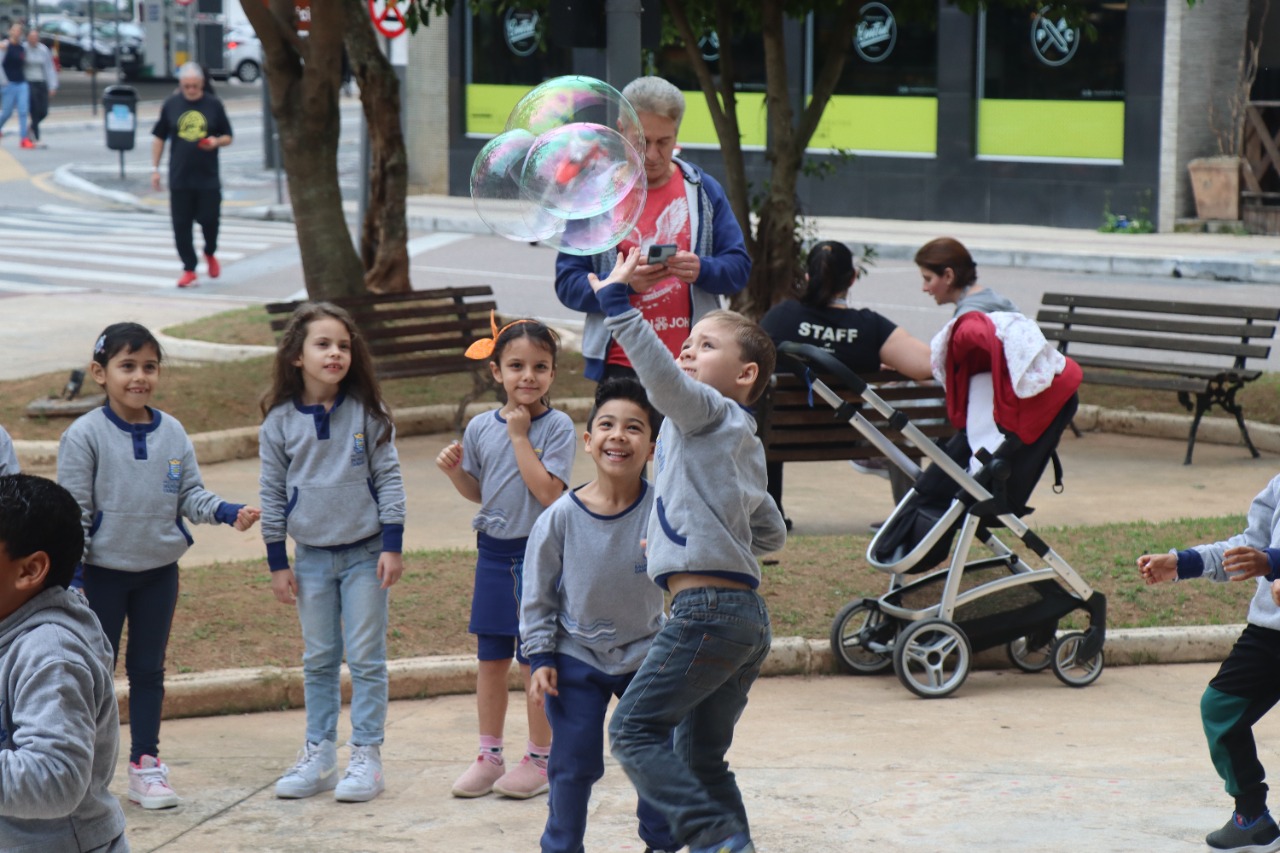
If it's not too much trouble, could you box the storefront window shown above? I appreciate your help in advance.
[650,28,769,147]
[810,3,939,156]
[977,3,1126,162]
[465,7,573,136]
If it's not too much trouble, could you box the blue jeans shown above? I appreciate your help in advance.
[0,81,29,140]
[543,654,675,853]
[82,562,179,764]
[294,537,389,746]
[608,587,772,849]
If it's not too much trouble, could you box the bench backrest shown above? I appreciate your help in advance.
[1036,293,1279,369]
[264,287,498,380]
[758,371,954,463]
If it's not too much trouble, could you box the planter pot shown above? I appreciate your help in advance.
[1187,155,1242,221]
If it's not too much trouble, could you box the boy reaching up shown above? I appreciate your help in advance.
[0,474,129,852]
[521,376,676,853]
[589,248,787,853]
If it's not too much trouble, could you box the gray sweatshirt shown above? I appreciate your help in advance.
[259,393,406,570]
[520,483,666,675]
[0,587,129,853]
[1175,473,1280,631]
[58,407,241,572]
[0,423,18,475]
[602,297,788,588]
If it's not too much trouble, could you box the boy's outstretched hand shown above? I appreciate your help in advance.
[1224,546,1271,581]
[587,247,641,293]
[530,666,558,707]
[1137,552,1176,585]
[235,506,261,531]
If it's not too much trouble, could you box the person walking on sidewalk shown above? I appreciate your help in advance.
[1138,475,1280,853]
[22,26,55,146]
[0,22,32,149]
[151,62,232,289]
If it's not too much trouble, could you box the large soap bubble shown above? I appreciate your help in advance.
[470,75,647,255]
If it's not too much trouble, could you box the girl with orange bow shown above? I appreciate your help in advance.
[437,315,575,800]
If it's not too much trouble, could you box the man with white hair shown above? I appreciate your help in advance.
[555,76,751,382]
[23,26,57,147]
[151,63,233,288]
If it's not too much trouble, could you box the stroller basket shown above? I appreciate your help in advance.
[776,342,1106,699]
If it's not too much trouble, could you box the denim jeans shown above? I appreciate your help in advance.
[294,536,389,746]
[543,654,675,853]
[0,81,29,140]
[82,562,179,764]
[608,587,772,849]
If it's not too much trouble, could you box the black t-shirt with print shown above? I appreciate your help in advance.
[760,299,898,373]
[151,92,232,190]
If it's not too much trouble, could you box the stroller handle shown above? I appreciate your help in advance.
[777,342,869,395]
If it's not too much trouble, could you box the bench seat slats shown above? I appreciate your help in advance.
[1041,327,1271,359]
[1040,293,1280,322]
[1037,309,1275,340]
[1068,355,1260,383]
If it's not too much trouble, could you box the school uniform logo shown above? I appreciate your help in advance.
[351,432,367,467]
[164,458,182,494]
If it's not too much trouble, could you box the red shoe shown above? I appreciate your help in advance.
[20,137,34,149]
[176,271,198,288]
[204,253,220,278]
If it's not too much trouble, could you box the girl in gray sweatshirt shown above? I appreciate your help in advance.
[57,322,259,811]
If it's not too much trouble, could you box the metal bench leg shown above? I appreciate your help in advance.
[1222,386,1262,459]
[1184,396,1211,465]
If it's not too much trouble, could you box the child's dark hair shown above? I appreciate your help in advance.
[0,474,84,590]
[260,302,394,445]
[92,322,163,367]
[801,241,855,309]
[492,319,560,367]
[587,376,663,436]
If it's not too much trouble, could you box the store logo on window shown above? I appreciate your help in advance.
[504,8,539,57]
[699,31,720,62]
[1030,6,1079,67]
[855,2,897,63]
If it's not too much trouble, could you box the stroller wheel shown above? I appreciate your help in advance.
[893,618,972,699]
[1050,631,1104,688]
[1006,622,1058,673]
[830,599,895,675]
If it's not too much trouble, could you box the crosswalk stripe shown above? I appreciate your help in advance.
[0,279,90,294]
[0,246,210,271]
[0,239,247,261]
[0,259,178,288]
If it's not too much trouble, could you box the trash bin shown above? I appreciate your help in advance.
[103,85,138,152]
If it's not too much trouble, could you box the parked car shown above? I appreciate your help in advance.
[95,20,145,80]
[223,28,261,83]
[37,17,113,71]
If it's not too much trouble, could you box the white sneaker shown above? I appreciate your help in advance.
[128,755,179,809]
[334,743,385,803]
[275,739,338,799]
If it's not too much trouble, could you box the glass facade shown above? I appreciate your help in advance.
[465,7,572,136]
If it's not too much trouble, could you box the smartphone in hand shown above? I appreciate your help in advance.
[646,244,677,265]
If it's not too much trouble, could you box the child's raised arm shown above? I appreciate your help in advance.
[587,247,641,293]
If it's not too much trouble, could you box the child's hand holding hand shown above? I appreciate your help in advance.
[1137,553,1176,585]
[234,506,261,531]
[587,247,641,293]
[378,552,404,590]
[504,404,532,438]
[530,666,558,707]
[1272,579,1280,606]
[1224,546,1270,581]
[271,568,297,605]
[436,440,463,473]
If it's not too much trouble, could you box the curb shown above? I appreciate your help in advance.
[136,624,1244,722]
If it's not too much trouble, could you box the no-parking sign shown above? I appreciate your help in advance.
[368,0,409,38]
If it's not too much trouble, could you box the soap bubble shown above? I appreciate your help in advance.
[470,75,648,254]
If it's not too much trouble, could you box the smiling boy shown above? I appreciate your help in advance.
[0,473,129,852]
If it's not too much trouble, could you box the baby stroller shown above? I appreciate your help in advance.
[778,313,1107,700]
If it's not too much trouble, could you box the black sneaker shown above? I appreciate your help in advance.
[1206,811,1280,852]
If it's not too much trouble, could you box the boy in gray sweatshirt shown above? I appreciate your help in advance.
[589,249,787,853]
[0,473,128,852]
[1139,473,1280,853]
[521,377,675,853]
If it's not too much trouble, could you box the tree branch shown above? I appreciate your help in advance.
[795,3,857,153]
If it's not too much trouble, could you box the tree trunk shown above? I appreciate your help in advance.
[345,0,411,294]
[244,0,365,300]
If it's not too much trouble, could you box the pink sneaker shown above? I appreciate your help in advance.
[492,755,548,799]
[128,755,179,809]
[450,755,505,798]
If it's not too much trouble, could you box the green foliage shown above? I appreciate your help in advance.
[1098,190,1155,234]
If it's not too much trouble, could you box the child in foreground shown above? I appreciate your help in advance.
[58,322,260,810]
[437,316,575,799]
[1139,473,1280,853]
[520,377,676,853]
[589,248,787,853]
[0,473,129,852]
[259,302,406,804]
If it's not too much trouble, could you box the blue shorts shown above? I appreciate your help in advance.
[477,633,529,665]
[470,532,529,663]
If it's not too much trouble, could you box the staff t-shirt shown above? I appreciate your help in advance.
[151,92,232,191]
[606,172,693,367]
[759,299,898,373]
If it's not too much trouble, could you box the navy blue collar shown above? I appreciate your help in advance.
[292,390,346,415]
[101,404,161,433]
[569,480,648,520]
[494,406,554,424]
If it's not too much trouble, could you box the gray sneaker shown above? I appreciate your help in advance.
[1206,811,1280,852]
[275,740,338,799]
[335,744,385,803]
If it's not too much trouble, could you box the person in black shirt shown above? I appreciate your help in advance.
[151,63,233,288]
[0,22,32,149]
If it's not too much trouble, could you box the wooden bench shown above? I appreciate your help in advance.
[1035,293,1280,464]
[758,369,955,507]
[265,286,500,431]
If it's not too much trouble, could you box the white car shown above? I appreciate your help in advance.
[222,28,261,83]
